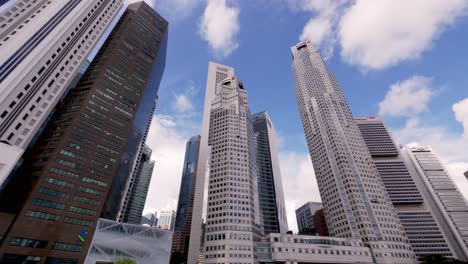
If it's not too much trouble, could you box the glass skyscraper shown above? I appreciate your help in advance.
[291,41,416,264]
[172,135,201,260]
[252,112,288,234]
[0,2,167,263]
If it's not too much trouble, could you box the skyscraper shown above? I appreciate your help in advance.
[0,0,124,186]
[187,62,235,263]
[159,210,176,231]
[0,2,168,263]
[295,201,323,235]
[172,135,201,260]
[203,75,262,264]
[291,41,415,264]
[252,112,288,234]
[356,117,462,259]
[118,145,155,225]
[402,145,468,260]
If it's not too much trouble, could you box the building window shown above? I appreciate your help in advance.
[9,237,48,248]
[25,210,59,221]
[52,242,83,252]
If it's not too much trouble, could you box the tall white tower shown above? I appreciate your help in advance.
[291,41,416,264]
[203,75,261,264]
[0,0,124,186]
[402,145,468,260]
[187,62,235,263]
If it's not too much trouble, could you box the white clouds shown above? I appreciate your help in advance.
[199,0,240,58]
[453,98,468,139]
[174,94,194,112]
[378,76,434,117]
[279,151,321,232]
[339,0,468,70]
[291,0,468,70]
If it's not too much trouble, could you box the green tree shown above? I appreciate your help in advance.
[114,257,137,264]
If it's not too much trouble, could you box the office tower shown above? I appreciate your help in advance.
[203,75,262,264]
[187,62,235,263]
[0,3,168,263]
[142,212,157,226]
[118,145,155,225]
[158,210,176,231]
[172,135,201,260]
[356,117,462,259]
[0,0,124,186]
[295,201,324,235]
[313,208,329,236]
[252,112,288,234]
[402,145,468,260]
[291,41,415,263]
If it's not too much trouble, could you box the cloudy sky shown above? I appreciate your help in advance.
[132,0,468,232]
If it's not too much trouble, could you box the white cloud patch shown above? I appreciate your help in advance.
[199,0,240,58]
[453,98,468,139]
[174,94,193,112]
[378,76,434,117]
[339,0,468,70]
[144,114,200,215]
[290,0,468,70]
[279,151,321,232]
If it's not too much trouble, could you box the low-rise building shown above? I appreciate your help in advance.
[256,233,373,264]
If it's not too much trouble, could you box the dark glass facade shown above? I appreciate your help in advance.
[119,145,155,224]
[171,135,201,260]
[0,2,168,263]
[252,112,288,234]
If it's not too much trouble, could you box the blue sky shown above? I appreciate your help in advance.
[140,0,468,231]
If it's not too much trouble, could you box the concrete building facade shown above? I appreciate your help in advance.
[0,0,124,186]
[402,145,468,260]
[0,3,167,263]
[252,112,288,234]
[356,117,461,259]
[187,62,235,263]
[295,202,323,235]
[291,41,415,263]
[256,233,373,264]
[158,210,176,231]
[203,75,262,264]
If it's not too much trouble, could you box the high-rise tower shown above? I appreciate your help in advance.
[118,145,155,225]
[172,135,201,261]
[402,145,468,260]
[203,75,261,264]
[187,62,235,263]
[291,41,415,264]
[356,117,464,259]
[252,112,288,234]
[0,0,124,185]
[0,3,168,263]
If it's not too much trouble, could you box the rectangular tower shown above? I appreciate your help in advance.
[291,41,416,264]
[295,201,323,235]
[172,135,201,260]
[0,0,124,185]
[252,112,288,234]
[356,117,462,259]
[187,62,235,263]
[158,210,176,231]
[402,145,468,260]
[204,75,262,264]
[0,3,168,263]
[118,145,155,225]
